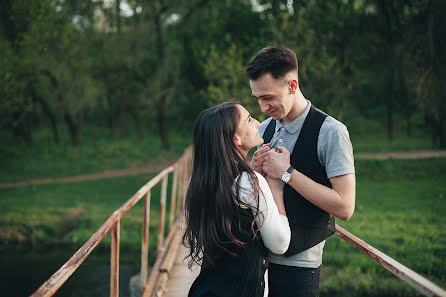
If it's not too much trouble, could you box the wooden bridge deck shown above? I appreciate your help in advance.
[162,244,200,297]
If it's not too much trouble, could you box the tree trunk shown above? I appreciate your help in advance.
[33,91,59,143]
[439,117,446,149]
[120,88,127,138]
[106,92,115,136]
[129,107,143,142]
[406,112,411,137]
[157,100,169,150]
[64,112,80,146]
[116,0,121,33]
[386,99,394,142]
[154,8,169,150]
[13,111,32,144]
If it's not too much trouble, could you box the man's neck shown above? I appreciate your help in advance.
[281,92,308,126]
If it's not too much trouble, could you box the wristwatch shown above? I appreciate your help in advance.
[281,166,294,184]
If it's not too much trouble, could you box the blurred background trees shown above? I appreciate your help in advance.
[1,0,445,148]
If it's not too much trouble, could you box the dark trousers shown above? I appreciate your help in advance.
[268,263,321,297]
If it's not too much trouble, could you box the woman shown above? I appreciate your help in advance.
[183,102,291,297]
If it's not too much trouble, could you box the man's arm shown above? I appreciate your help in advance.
[263,146,356,221]
[287,170,355,221]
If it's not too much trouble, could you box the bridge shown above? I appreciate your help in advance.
[30,147,446,297]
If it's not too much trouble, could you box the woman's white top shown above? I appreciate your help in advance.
[235,171,291,297]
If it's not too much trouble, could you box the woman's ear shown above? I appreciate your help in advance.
[234,134,242,146]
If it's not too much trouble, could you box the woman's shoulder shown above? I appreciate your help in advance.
[237,171,267,188]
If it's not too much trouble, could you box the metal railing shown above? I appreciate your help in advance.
[335,224,446,297]
[30,147,193,297]
[30,145,446,297]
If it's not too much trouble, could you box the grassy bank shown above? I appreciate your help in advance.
[1,123,445,296]
[0,123,441,184]
[1,158,445,296]
[0,126,191,183]
[321,158,446,296]
[0,173,178,264]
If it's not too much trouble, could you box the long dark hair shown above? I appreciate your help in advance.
[183,102,262,268]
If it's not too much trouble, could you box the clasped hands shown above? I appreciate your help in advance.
[251,144,291,184]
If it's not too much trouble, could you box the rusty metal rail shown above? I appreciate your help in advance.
[30,144,446,297]
[335,224,446,297]
[30,147,193,297]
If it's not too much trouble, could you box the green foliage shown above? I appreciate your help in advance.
[1,0,445,147]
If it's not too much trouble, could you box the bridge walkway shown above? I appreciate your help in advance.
[163,244,200,297]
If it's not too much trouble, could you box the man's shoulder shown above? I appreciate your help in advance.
[320,115,349,136]
[259,117,274,136]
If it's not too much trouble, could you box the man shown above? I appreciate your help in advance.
[247,46,356,297]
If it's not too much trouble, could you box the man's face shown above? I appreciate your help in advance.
[249,72,292,121]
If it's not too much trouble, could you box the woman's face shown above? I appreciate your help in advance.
[234,105,264,156]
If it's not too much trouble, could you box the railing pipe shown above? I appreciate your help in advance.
[110,220,120,297]
[169,168,179,227]
[158,176,168,251]
[175,163,184,219]
[141,190,151,288]
[335,224,446,297]
[30,163,179,297]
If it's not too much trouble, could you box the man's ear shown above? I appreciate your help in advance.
[289,79,298,94]
[234,134,242,146]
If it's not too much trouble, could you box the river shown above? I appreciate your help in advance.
[0,247,139,297]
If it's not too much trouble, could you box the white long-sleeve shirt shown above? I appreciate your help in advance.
[235,171,291,297]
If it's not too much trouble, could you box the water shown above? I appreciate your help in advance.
[0,247,139,297]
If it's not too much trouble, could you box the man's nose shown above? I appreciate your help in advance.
[259,100,269,113]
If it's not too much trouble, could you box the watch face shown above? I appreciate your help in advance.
[282,172,291,183]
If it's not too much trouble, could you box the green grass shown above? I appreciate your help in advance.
[340,111,439,152]
[0,125,191,183]
[1,123,445,296]
[351,130,436,153]
[0,173,179,264]
[320,159,446,296]
[1,120,442,183]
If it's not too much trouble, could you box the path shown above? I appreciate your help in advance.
[0,159,176,189]
[163,245,200,297]
[1,150,445,189]
[354,150,446,159]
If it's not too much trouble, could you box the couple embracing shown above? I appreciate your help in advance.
[183,46,356,297]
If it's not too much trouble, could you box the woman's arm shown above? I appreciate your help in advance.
[266,176,286,216]
[238,172,290,255]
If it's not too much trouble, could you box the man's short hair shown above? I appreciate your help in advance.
[246,46,298,80]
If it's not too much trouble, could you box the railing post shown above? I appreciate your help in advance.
[158,176,168,251]
[110,220,120,297]
[141,190,151,288]
[176,163,183,218]
[169,168,179,227]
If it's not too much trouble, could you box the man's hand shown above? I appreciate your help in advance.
[250,144,270,175]
[263,146,291,179]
